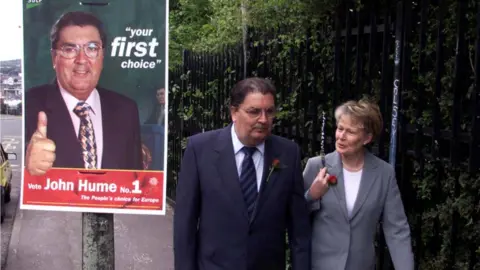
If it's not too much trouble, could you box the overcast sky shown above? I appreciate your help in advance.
[0,0,23,61]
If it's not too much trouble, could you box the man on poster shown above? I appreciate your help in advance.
[23,11,143,269]
[25,11,143,174]
[174,77,311,270]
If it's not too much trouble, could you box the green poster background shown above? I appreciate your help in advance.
[23,0,167,123]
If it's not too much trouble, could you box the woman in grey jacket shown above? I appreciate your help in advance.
[303,99,414,270]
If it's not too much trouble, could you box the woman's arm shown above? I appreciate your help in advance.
[382,169,414,270]
[303,157,322,211]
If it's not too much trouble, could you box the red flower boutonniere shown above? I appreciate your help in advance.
[266,159,282,183]
[327,175,337,186]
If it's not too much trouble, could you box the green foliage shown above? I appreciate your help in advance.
[168,0,338,67]
[169,0,243,66]
[404,1,480,268]
[247,0,336,31]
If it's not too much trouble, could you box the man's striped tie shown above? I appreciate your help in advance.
[73,101,97,169]
[240,146,258,218]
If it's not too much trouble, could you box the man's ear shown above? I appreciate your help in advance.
[51,50,56,69]
[230,106,238,123]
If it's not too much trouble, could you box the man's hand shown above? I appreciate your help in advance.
[308,167,330,200]
[25,111,56,176]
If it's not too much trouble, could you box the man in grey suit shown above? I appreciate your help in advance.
[303,99,414,270]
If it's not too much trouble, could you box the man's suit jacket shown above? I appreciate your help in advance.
[174,124,311,270]
[303,150,414,270]
[25,83,143,170]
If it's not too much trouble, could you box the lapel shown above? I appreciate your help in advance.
[97,89,117,169]
[348,151,378,220]
[326,151,349,222]
[249,135,280,224]
[213,125,249,221]
[45,83,83,167]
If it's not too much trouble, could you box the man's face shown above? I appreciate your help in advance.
[156,88,165,104]
[52,25,104,100]
[230,92,275,146]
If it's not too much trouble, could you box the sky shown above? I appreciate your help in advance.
[0,0,23,61]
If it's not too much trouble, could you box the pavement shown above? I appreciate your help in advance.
[0,114,175,270]
[6,206,175,270]
[0,115,21,121]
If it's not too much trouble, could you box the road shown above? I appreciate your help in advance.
[0,114,22,269]
[0,115,174,270]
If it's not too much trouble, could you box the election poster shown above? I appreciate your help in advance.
[21,0,168,215]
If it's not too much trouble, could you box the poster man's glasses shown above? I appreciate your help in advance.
[53,42,103,59]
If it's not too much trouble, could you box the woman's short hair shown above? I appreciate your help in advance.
[334,98,383,141]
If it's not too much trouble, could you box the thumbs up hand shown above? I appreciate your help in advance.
[25,111,56,176]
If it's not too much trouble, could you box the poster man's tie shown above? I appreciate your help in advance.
[240,146,258,218]
[73,101,97,169]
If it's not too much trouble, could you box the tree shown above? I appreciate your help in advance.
[168,0,338,68]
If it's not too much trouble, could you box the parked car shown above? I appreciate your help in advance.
[1,143,17,223]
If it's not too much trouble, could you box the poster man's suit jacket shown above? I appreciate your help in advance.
[25,83,143,170]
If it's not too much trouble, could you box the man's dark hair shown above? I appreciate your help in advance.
[230,77,276,107]
[50,11,107,49]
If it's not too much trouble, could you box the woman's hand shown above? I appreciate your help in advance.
[308,167,330,200]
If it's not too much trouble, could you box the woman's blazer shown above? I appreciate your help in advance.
[303,150,414,270]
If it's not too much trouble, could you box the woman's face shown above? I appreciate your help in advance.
[335,115,372,156]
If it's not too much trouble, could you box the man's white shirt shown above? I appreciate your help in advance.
[231,124,264,191]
